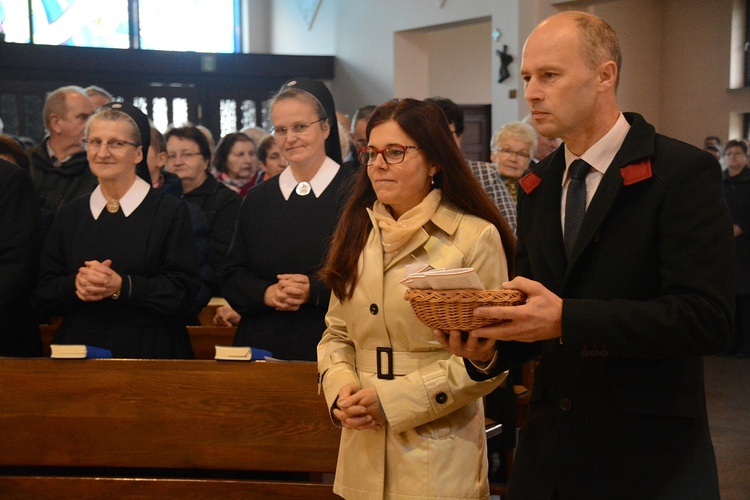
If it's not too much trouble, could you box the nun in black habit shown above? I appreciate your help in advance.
[219,77,355,360]
[36,102,201,358]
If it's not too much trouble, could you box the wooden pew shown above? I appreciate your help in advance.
[186,325,236,360]
[39,322,237,360]
[0,358,341,499]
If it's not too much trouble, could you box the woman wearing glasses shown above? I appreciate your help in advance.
[165,126,241,294]
[218,77,354,360]
[317,98,515,499]
[490,121,538,202]
[36,102,201,358]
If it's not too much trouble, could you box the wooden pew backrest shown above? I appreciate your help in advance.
[0,359,340,498]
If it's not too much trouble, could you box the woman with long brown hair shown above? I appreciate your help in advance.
[317,98,514,499]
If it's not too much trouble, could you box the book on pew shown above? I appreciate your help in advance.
[50,344,112,359]
[214,345,272,361]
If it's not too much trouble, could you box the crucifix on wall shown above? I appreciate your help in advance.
[496,45,513,83]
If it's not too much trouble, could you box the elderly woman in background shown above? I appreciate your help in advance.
[317,98,515,499]
[36,102,200,358]
[165,126,241,295]
[219,77,354,360]
[490,121,537,202]
[213,132,258,197]
[253,134,286,185]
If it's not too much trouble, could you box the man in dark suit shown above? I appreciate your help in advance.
[434,11,733,500]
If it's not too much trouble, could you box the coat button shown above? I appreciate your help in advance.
[560,398,572,411]
[369,304,379,315]
[435,392,447,404]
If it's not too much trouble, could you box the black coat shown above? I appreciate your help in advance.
[722,165,750,294]
[183,174,241,295]
[219,166,354,360]
[29,138,97,222]
[36,188,201,359]
[469,113,734,500]
[0,159,43,356]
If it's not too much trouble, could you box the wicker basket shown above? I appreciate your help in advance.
[404,289,526,330]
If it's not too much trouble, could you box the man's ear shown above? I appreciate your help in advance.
[597,60,618,92]
[48,113,63,135]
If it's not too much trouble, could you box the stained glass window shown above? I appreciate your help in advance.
[139,0,238,53]
[31,0,129,48]
[1,0,239,53]
[0,1,31,43]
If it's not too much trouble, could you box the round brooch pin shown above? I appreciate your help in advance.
[106,199,120,213]
[295,182,312,196]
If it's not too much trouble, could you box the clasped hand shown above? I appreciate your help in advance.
[264,273,310,311]
[75,259,122,302]
[333,383,383,431]
[433,276,563,363]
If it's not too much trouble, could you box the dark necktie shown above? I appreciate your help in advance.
[564,159,590,258]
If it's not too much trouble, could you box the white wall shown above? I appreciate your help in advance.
[269,0,336,55]
[394,20,492,104]
[274,0,500,122]
[256,0,748,145]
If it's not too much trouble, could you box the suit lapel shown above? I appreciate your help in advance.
[564,113,656,272]
[536,154,568,285]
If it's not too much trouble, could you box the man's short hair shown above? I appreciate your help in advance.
[570,12,622,90]
[84,85,113,102]
[704,135,722,146]
[43,85,88,128]
[424,97,464,136]
[351,105,376,132]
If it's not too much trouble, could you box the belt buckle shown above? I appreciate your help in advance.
[376,347,394,379]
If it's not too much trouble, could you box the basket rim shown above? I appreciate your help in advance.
[404,288,526,303]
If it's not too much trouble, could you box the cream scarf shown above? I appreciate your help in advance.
[371,189,442,267]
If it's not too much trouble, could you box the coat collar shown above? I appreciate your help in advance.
[366,200,463,271]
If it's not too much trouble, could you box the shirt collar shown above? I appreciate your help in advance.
[563,112,630,183]
[46,140,72,167]
[278,157,340,200]
[90,176,150,219]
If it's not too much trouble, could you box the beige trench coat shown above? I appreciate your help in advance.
[317,200,509,500]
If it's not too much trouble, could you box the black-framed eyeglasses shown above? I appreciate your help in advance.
[492,147,530,160]
[83,139,140,152]
[358,145,420,166]
[271,118,326,138]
